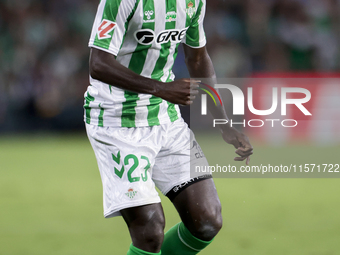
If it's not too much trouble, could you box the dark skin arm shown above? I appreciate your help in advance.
[89,46,252,163]
[89,48,199,106]
[183,44,253,164]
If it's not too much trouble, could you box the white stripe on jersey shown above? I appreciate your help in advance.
[135,94,150,127]
[88,0,106,50]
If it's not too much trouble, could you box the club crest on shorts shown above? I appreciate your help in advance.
[125,188,138,199]
[186,1,197,19]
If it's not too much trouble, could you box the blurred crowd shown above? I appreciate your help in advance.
[0,0,96,131]
[1,0,340,132]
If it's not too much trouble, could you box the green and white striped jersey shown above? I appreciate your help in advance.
[84,0,206,127]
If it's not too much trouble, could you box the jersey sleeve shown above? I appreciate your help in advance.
[88,0,137,56]
[183,0,207,48]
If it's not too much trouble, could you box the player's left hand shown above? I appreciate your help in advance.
[221,126,253,165]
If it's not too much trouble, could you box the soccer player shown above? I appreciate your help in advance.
[84,0,253,254]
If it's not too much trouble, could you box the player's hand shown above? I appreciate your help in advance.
[221,126,253,165]
[155,78,200,106]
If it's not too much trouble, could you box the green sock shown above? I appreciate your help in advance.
[161,222,213,255]
[127,244,161,255]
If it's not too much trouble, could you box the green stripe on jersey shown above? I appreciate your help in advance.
[128,0,155,74]
[122,0,155,127]
[150,0,179,122]
[164,42,180,123]
[185,0,194,26]
[98,105,105,127]
[84,92,95,124]
[121,92,139,127]
[113,0,140,127]
[166,102,179,122]
[93,0,123,50]
[119,0,140,52]
[147,96,162,126]
[185,0,203,47]
[151,0,177,80]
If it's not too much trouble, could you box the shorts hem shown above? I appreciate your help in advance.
[160,174,209,195]
[104,197,161,218]
[165,174,213,201]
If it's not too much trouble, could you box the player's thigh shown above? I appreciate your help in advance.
[152,119,211,196]
[86,123,162,218]
[121,203,165,234]
[150,119,222,239]
[172,178,222,222]
[173,178,222,240]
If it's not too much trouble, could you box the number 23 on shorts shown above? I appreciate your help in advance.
[111,151,151,183]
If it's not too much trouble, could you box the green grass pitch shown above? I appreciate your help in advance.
[0,134,339,255]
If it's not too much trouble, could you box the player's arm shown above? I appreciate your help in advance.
[183,44,253,164]
[89,48,199,106]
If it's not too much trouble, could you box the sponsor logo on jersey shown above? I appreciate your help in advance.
[125,188,138,199]
[144,10,155,23]
[134,29,156,45]
[134,28,188,45]
[166,11,177,22]
[97,19,116,40]
[186,1,197,19]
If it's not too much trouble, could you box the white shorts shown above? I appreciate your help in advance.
[86,118,209,218]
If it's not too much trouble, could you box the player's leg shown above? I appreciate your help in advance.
[172,178,222,241]
[85,123,165,255]
[121,203,165,254]
[152,119,221,254]
[161,178,222,255]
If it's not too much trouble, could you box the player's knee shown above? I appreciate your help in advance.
[143,218,165,250]
[193,204,223,241]
[130,211,165,251]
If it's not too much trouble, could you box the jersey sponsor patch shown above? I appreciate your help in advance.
[134,29,155,45]
[97,19,116,40]
[166,11,177,22]
[134,28,188,45]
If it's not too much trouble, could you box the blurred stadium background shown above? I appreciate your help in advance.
[2,0,340,132]
[1,0,340,254]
